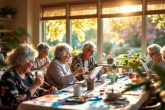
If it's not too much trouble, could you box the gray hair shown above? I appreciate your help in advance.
[147,44,161,54]
[161,46,165,54]
[82,41,96,51]
[54,43,72,59]
[6,44,37,67]
[37,43,50,52]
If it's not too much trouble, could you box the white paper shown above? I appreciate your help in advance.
[88,66,102,79]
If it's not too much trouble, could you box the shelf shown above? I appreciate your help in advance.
[0,17,14,21]
[0,29,13,33]
[0,42,5,44]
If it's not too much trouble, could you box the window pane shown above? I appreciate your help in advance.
[70,18,97,59]
[103,16,142,64]
[102,0,142,14]
[45,20,66,60]
[147,14,165,47]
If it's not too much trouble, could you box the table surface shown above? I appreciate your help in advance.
[17,75,149,110]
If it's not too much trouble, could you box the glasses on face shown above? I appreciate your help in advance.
[87,48,94,53]
[149,52,157,57]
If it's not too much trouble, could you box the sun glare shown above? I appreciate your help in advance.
[120,5,138,13]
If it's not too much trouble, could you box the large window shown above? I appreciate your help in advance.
[45,20,66,60]
[70,18,97,59]
[41,0,165,63]
[103,16,142,63]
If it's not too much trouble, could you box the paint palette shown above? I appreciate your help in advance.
[66,96,88,104]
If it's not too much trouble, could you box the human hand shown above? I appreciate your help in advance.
[33,72,44,87]
[77,67,89,74]
[101,67,108,74]
[48,86,58,94]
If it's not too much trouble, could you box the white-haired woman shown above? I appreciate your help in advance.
[45,43,88,90]
[161,46,165,62]
[0,44,57,108]
[146,44,165,69]
[146,44,165,81]
[32,42,50,70]
[71,41,107,81]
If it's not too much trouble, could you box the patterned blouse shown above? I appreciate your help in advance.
[0,67,44,107]
[71,53,97,81]
[32,57,50,70]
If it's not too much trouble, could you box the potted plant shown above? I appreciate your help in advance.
[121,59,165,110]
[0,7,16,18]
[0,28,28,68]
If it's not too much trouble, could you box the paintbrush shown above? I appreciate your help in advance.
[35,71,51,86]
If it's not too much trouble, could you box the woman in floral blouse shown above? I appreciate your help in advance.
[71,41,107,81]
[0,44,57,108]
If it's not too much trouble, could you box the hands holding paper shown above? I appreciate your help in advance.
[74,67,89,77]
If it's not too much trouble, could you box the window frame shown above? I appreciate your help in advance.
[41,0,165,64]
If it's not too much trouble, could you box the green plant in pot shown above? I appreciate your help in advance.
[1,7,16,18]
[121,60,165,110]
[0,28,28,69]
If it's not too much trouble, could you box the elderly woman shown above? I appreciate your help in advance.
[45,43,88,90]
[146,44,165,69]
[0,44,57,107]
[146,44,165,81]
[161,46,165,62]
[71,41,107,81]
[32,43,50,70]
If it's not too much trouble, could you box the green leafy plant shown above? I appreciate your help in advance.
[0,28,28,68]
[71,49,81,57]
[121,61,165,109]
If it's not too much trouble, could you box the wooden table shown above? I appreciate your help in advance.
[17,76,149,110]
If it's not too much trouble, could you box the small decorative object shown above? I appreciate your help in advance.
[105,89,120,102]
[0,7,16,18]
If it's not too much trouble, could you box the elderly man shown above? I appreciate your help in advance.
[71,41,107,81]
[45,43,88,90]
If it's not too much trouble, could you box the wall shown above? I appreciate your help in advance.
[1,0,80,46]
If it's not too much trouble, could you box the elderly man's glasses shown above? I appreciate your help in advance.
[87,48,94,53]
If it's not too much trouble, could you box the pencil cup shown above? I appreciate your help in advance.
[87,79,95,90]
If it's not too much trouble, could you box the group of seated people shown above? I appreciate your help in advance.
[0,41,164,108]
[0,41,103,108]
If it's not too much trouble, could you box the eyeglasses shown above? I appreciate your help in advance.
[87,48,94,53]
[149,52,157,57]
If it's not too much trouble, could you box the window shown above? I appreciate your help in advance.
[103,16,142,63]
[45,20,66,60]
[41,0,165,63]
[147,14,165,47]
[70,18,97,59]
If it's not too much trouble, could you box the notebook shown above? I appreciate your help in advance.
[88,66,103,79]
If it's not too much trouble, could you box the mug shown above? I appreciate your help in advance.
[73,84,82,97]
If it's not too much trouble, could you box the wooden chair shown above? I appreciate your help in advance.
[0,106,16,110]
[139,102,161,110]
